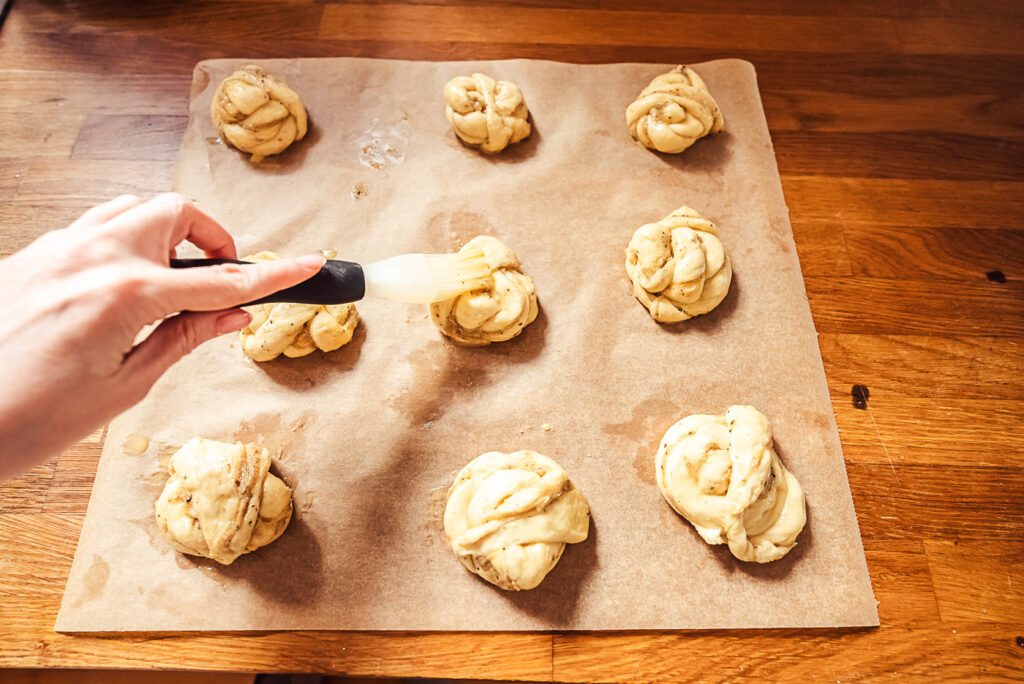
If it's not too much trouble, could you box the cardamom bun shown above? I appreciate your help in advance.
[625,206,732,323]
[443,450,590,590]
[155,437,293,565]
[430,236,538,346]
[444,73,531,153]
[656,405,806,563]
[211,65,308,163]
[626,65,723,154]
[240,251,359,362]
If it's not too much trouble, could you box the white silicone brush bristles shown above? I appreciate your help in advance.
[362,248,491,304]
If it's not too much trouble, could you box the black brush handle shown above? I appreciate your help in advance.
[170,257,365,305]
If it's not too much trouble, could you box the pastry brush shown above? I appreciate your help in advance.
[170,247,490,306]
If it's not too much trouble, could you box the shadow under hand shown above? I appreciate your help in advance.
[495,515,598,627]
[178,512,325,607]
[255,320,366,390]
[394,308,547,426]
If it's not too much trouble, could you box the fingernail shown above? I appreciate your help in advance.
[216,309,251,334]
[296,254,326,269]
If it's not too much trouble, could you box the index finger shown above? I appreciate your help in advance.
[105,193,238,261]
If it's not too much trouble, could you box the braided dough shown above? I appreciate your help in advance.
[240,251,359,362]
[211,65,308,163]
[625,206,732,323]
[443,450,590,590]
[155,437,293,565]
[444,73,531,153]
[626,66,724,154]
[656,405,806,563]
[430,236,538,346]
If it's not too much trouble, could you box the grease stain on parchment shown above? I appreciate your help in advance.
[156,442,179,471]
[602,398,681,486]
[387,341,445,422]
[425,210,495,252]
[72,554,109,607]
[234,412,310,460]
[172,554,229,588]
[130,514,172,557]
[424,486,448,548]
[121,433,149,457]
[356,116,410,171]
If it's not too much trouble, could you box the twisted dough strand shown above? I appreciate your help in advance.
[430,236,538,346]
[155,437,293,565]
[240,251,359,361]
[625,206,732,323]
[626,66,723,154]
[656,406,806,563]
[444,450,590,590]
[444,73,531,153]
[211,65,308,162]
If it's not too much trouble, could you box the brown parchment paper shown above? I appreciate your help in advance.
[56,58,878,631]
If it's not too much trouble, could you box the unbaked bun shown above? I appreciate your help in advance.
[211,65,308,162]
[240,251,359,362]
[429,236,538,346]
[443,450,590,590]
[444,73,531,153]
[625,206,732,323]
[155,437,293,565]
[656,405,806,563]
[626,66,723,154]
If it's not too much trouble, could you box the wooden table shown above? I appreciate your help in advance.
[1,1,1022,680]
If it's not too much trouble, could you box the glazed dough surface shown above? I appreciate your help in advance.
[626,66,724,154]
[625,205,732,323]
[240,251,359,362]
[443,450,590,590]
[211,65,308,162]
[444,73,531,153]
[155,437,293,565]
[430,236,538,346]
[656,405,806,563]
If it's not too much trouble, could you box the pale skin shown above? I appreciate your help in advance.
[0,193,325,479]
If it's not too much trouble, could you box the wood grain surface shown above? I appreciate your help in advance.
[0,0,1022,680]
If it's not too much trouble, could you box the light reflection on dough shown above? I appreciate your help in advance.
[626,65,723,154]
[443,450,590,590]
[154,437,293,565]
[656,405,806,563]
[429,236,538,346]
[444,73,531,153]
[240,251,359,362]
[625,205,732,323]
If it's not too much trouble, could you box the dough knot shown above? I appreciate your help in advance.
[656,405,806,563]
[444,73,531,153]
[240,251,359,361]
[625,205,732,323]
[430,236,538,346]
[155,437,293,565]
[211,65,308,162]
[443,451,590,590]
[626,66,723,154]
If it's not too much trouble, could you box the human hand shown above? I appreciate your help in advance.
[0,193,325,477]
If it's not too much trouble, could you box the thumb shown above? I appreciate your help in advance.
[158,254,325,314]
[122,309,251,390]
